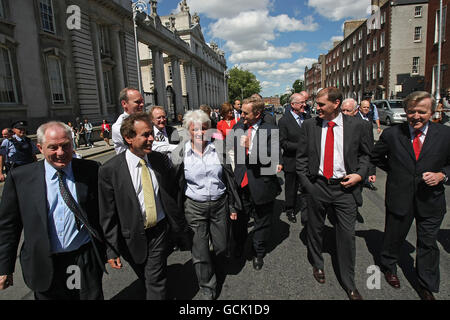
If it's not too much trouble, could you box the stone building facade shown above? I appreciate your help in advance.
[0,0,227,131]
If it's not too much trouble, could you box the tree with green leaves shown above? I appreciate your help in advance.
[292,79,304,93]
[280,93,291,106]
[227,66,262,102]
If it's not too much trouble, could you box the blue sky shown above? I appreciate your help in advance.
[152,0,372,97]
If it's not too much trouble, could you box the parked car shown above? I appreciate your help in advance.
[372,99,406,125]
[276,106,285,114]
[264,104,275,116]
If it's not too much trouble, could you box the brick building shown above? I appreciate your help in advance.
[424,0,449,97]
[310,0,428,103]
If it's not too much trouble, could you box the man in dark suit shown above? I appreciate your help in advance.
[250,93,277,126]
[371,91,450,300]
[278,93,311,224]
[296,87,372,300]
[233,97,282,270]
[150,106,181,155]
[0,121,106,299]
[356,100,377,191]
[342,98,376,224]
[98,112,189,300]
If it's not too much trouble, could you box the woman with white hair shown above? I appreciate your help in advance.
[172,109,241,300]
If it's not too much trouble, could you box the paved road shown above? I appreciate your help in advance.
[0,147,449,300]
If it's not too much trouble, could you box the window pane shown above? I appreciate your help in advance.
[47,56,65,103]
[40,0,55,33]
[0,47,17,103]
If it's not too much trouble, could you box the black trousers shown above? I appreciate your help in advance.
[284,171,308,221]
[238,186,274,258]
[306,178,357,291]
[380,209,445,292]
[184,195,228,294]
[34,242,104,300]
[127,219,169,300]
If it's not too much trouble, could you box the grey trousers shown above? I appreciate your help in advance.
[184,195,228,294]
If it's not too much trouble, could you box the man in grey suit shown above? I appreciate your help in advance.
[296,87,372,300]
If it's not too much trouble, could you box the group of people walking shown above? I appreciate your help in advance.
[0,86,449,301]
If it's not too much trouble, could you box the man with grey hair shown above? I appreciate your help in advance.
[341,98,358,116]
[279,92,311,224]
[371,91,450,300]
[0,121,106,299]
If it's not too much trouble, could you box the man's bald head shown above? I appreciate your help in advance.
[359,100,371,116]
[300,91,309,100]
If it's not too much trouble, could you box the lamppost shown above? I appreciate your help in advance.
[131,0,152,94]
[436,0,443,101]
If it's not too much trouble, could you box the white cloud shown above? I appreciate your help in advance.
[209,10,318,53]
[319,35,344,50]
[236,61,276,71]
[261,81,281,89]
[229,43,306,64]
[187,0,271,19]
[258,57,317,79]
[307,0,369,21]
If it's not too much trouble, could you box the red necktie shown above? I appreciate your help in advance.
[241,126,253,188]
[413,130,422,160]
[323,121,336,180]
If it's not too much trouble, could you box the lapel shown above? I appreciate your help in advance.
[34,161,49,234]
[147,153,163,186]
[117,152,143,219]
[287,110,302,131]
[398,123,416,162]
[71,159,89,221]
[417,122,436,162]
[314,117,323,160]
[342,115,352,162]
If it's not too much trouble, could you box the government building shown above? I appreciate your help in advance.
[0,0,228,131]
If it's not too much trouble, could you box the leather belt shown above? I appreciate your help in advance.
[316,175,344,185]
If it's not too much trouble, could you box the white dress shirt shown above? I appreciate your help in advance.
[408,122,428,144]
[112,112,129,154]
[248,119,262,155]
[290,110,304,127]
[125,150,166,225]
[183,141,226,202]
[152,126,178,154]
[319,113,346,179]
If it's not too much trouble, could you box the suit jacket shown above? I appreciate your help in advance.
[0,159,105,292]
[371,122,450,217]
[233,119,282,205]
[164,125,181,144]
[279,111,311,172]
[296,115,372,206]
[98,151,187,264]
[354,114,375,175]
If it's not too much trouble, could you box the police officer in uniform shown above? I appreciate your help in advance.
[0,121,38,182]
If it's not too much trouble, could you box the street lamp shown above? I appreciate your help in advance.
[131,0,152,94]
[436,0,443,101]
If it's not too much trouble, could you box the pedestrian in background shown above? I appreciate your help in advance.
[101,119,111,146]
[84,118,94,148]
[0,121,38,182]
